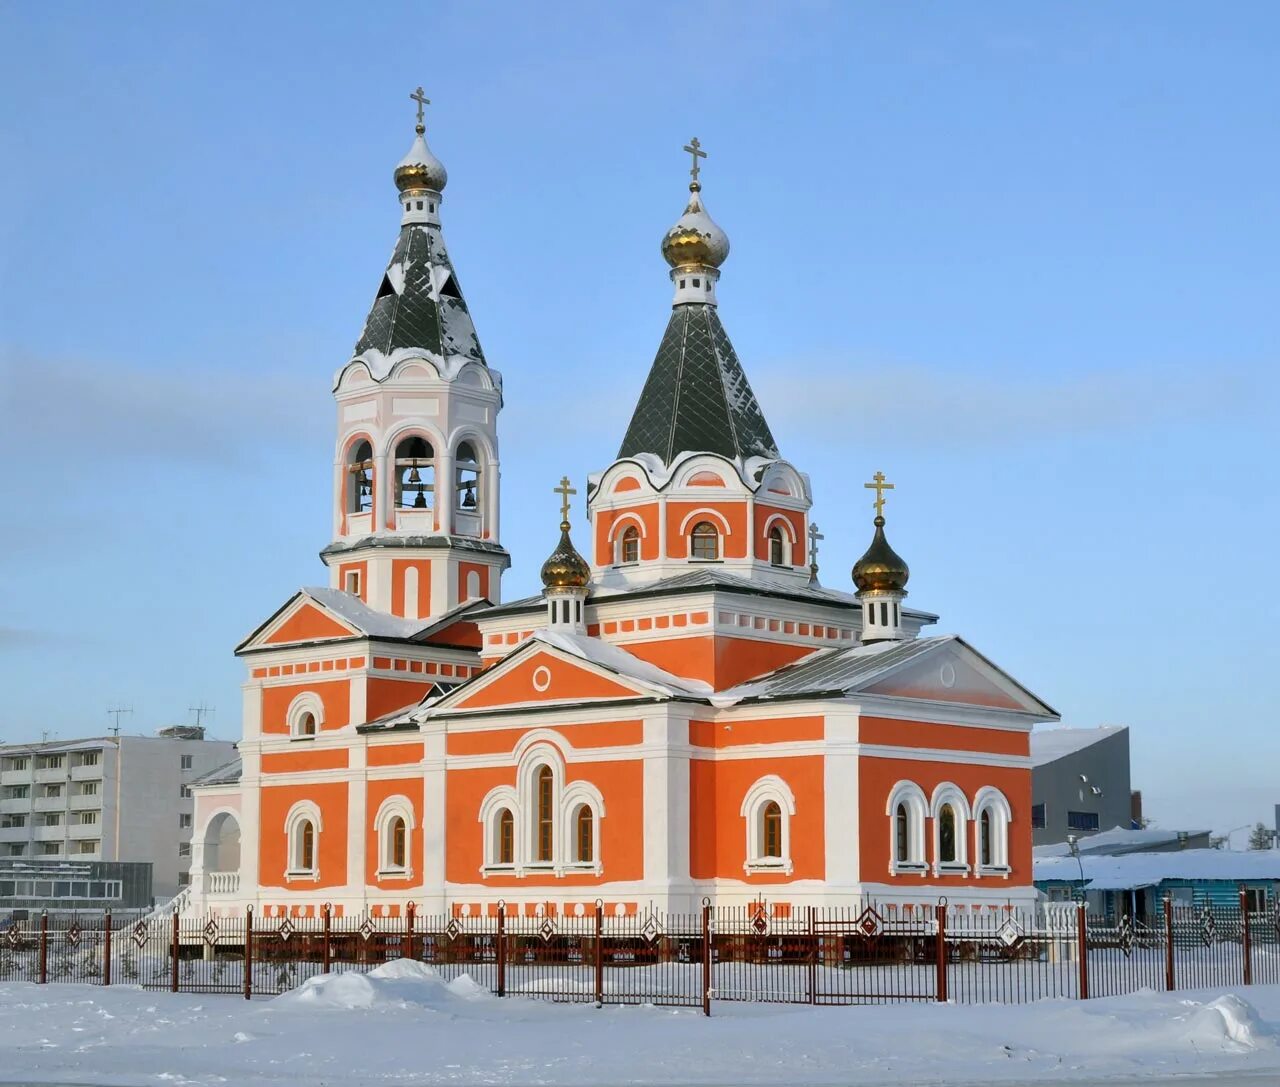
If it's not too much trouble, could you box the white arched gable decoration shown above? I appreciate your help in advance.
[516,740,567,868]
[972,786,1013,876]
[885,780,929,875]
[286,692,324,739]
[606,512,649,541]
[740,775,796,874]
[930,782,972,875]
[284,800,322,879]
[373,796,416,878]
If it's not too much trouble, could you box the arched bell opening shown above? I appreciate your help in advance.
[394,436,435,510]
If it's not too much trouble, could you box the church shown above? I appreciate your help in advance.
[189,92,1059,923]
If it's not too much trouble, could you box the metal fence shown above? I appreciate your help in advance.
[2,890,1277,1015]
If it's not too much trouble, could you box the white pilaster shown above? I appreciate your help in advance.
[346,742,368,889]
[823,706,860,890]
[421,721,447,914]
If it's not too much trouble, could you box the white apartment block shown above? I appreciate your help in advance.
[0,727,237,900]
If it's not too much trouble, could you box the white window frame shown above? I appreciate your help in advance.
[930,782,972,876]
[740,775,795,875]
[284,800,322,881]
[972,786,1013,877]
[885,780,929,875]
[374,796,416,880]
[560,780,605,875]
[610,516,647,566]
[286,692,324,740]
[762,514,797,568]
[478,786,520,875]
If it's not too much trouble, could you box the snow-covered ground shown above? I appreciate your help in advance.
[0,960,1278,1086]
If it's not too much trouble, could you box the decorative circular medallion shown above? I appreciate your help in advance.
[460,903,472,917]
[940,662,957,689]
[574,902,585,917]
[614,902,627,917]
[532,665,552,692]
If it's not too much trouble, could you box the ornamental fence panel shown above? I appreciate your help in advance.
[1,889,1270,1015]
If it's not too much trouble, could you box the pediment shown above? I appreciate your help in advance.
[238,593,360,653]
[860,639,1052,716]
[434,644,656,714]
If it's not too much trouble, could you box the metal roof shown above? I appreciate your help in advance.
[351,222,485,366]
[720,636,952,701]
[618,303,777,466]
[190,757,242,787]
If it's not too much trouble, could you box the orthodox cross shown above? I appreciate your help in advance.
[554,475,577,524]
[683,137,707,183]
[864,471,895,518]
[807,522,824,583]
[410,86,430,127]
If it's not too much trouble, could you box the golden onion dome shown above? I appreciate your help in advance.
[852,516,910,594]
[394,125,448,193]
[540,521,591,590]
[661,183,730,269]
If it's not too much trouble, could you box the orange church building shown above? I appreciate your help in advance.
[189,97,1058,922]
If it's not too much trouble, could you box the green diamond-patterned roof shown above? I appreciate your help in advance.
[618,303,778,466]
[352,223,485,364]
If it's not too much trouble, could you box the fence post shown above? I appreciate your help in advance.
[103,909,112,987]
[322,903,332,974]
[700,901,712,1018]
[243,905,253,1001]
[934,903,948,1003]
[594,902,604,1008]
[807,905,817,1005]
[1076,901,1089,1000]
[1163,895,1175,992]
[1240,886,1253,986]
[38,911,48,985]
[170,910,180,994]
[495,902,506,998]
[406,902,416,964]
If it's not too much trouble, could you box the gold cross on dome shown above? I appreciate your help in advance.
[683,137,707,182]
[410,86,430,127]
[554,475,577,523]
[864,471,895,518]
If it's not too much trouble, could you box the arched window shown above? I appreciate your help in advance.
[930,783,971,874]
[740,776,795,873]
[762,801,782,858]
[939,805,957,863]
[455,441,480,512]
[575,805,593,863]
[690,521,719,561]
[347,439,373,514]
[285,801,322,879]
[535,765,554,863]
[620,526,640,565]
[972,786,1012,875]
[498,808,514,865]
[885,780,928,875]
[768,525,787,567]
[394,436,434,509]
[287,694,324,740]
[391,816,407,869]
[300,821,315,870]
[297,712,316,738]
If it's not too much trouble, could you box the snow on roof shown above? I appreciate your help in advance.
[1035,848,1280,890]
[1030,725,1126,766]
[190,757,242,787]
[1034,826,1211,858]
[531,629,713,699]
[302,587,430,640]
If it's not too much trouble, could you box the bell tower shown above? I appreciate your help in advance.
[324,89,509,619]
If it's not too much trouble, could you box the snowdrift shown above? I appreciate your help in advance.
[270,958,491,1012]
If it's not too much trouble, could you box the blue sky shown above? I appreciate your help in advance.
[2,3,1277,840]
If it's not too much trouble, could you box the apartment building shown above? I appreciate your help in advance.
[0,727,236,903]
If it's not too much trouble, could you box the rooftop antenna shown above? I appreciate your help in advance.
[106,705,133,738]
[188,702,215,729]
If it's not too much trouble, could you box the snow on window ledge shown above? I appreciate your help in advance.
[976,864,1011,880]
[889,861,929,877]
[376,867,414,881]
[933,862,971,877]
[285,869,319,882]
[743,858,793,876]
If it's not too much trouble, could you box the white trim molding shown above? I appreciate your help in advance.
[373,795,416,880]
[972,785,1012,878]
[286,691,324,740]
[929,782,971,877]
[284,799,322,882]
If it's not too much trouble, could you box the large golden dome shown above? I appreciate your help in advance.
[852,516,910,594]
[540,521,591,590]
[661,183,730,269]
[394,126,448,194]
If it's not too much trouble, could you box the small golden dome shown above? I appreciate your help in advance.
[852,516,910,594]
[394,126,448,194]
[540,521,591,590]
[661,183,730,269]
